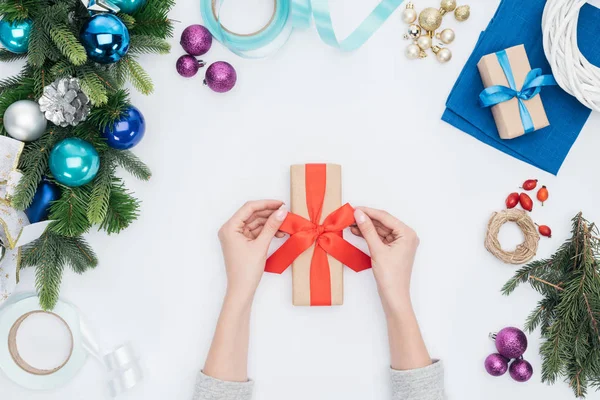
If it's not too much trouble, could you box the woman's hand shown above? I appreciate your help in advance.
[218,200,288,303]
[351,207,420,316]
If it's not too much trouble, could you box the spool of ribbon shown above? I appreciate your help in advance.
[0,294,142,396]
[265,164,371,306]
[0,137,51,305]
[478,50,557,134]
[200,0,404,58]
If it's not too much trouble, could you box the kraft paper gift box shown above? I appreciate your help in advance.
[477,44,550,140]
[265,164,371,306]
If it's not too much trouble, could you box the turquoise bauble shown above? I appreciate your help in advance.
[0,19,32,54]
[80,14,129,64]
[49,138,100,187]
[111,0,146,14]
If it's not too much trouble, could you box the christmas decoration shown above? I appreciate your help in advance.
[484,353,509,377]
[0,18,32,53]
[401,1,470,62]
[0,0,171,310]
[454,4,470,21]
[503,213,600,397]
[180,24,213,56]
[49,138,100,187]
[80,14,130,64]
[204,61,237,93]
[521,179,538,191]
[485,209,539,265]
[176,55,205,78]
[3,100,47,142]
[25,180,61,224]
[81,0,121,13]
[492,327,528,359]
[536,224,552,238]
[537,186,548,205]
[111,0,146,14]
[102,106,146,149]
[38,77,91,127]
[509,359,533,382]
[519,193,533,212]
[505,192,519,209]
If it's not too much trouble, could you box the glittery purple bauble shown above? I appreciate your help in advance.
[176,55,201,78]
[495,327,528,359]
[484,353,509,377]
[204,61,237,93]
[180,24,212,56]
[509,359,533,382]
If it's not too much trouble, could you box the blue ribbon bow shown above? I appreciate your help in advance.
[479,50,557,134]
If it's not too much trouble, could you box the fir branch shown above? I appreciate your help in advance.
[49,23,87,66]
[0,49,27,62]
[48,186,92,237]
[87,152,115,224]
[117,12,136,29]
[99,179,140,234]
[86,89,129,129]
[110,149,152,180]
[27,19,50,67]
[54,234,98,274]
[77,65,109,105]
[129,34,171,54]
[121,55,154,95]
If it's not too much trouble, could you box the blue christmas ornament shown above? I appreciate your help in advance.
[25,180,61,223]
[49,138,100,187]
[103,106,146,149]
[80,14,129,64]
[111,0,146,14]
[0,19,32,54]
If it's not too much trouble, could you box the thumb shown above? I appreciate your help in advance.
[258,206,288,244]
[354,209,383,252]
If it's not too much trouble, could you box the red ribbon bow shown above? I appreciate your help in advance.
[265,164,371,306]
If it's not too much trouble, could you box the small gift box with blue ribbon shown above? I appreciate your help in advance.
[477,44,557,140]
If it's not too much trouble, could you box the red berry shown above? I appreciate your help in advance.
[519,193,533,211]
[521,179,538,191]
[537,224,552,238]
[537,186,549,205]
[506,192,519,209]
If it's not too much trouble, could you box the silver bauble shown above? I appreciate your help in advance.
[4,100,47,142]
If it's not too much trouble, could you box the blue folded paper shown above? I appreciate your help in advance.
[442,0,600,175]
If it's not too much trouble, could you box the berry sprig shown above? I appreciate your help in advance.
[503,179,552,238]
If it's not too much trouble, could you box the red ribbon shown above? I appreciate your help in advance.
[265,164,371,306]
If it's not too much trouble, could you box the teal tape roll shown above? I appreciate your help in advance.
[200,0,404,57]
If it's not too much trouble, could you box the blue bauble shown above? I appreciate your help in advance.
[80,14,129,64]
[111,0,146,14]
[49,138,100,187]
[0,19,32,54]
[25,180,61,223]
[103,106,146,149]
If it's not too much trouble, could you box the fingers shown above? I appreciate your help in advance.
[257,206,289,245]
[356,207,411,236]
[354,209,383,251]
[229,200,283,228]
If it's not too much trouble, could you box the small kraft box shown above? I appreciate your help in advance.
[477,44,550,140]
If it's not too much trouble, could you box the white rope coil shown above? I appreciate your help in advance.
[542,0,600,112]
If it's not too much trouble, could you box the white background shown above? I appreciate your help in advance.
[2,0,600,399]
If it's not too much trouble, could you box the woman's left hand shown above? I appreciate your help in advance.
[218,200,288,303]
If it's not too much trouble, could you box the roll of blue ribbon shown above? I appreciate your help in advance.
[200,0,403,57]
[478,50,557,134]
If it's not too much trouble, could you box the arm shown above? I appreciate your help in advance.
[193,200,288,400]
[353,207,445,400]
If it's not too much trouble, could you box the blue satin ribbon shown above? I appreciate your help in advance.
[200,0,403,57]
[479,50,557,134]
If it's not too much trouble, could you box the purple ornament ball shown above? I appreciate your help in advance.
[204,61,237,93]
[495,327,528,359]
[180,24,212,56]
[509,359,533,382]
[484,354,509,377]
[176,55,203,78]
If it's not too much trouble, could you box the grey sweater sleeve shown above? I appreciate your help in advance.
[193,361,445,400]
[193,372,254,400]
[390,360,446,400]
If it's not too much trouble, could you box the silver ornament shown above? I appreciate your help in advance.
[38,77,91,127]
[81,0,120,13]
[4,100,47,142]
[405,24,422,40]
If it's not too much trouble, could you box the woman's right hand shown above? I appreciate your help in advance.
[351,207,420,316]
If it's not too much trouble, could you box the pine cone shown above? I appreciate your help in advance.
[38,77,91,127]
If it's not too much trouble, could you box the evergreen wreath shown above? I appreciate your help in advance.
[0,0,174,310]
[502,213,600,398]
